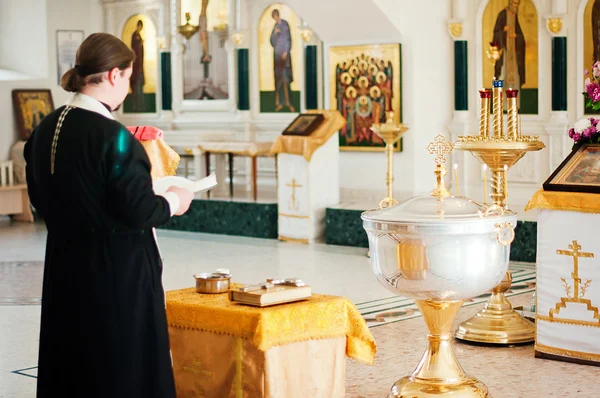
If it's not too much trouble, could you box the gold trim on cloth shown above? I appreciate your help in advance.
[139,138,180,180]
[165,287,376,364]
[525,189,600,214]
[197,141,274,157]
[278,235,309,243]
[270,110,346,162]
[535,342,600,362]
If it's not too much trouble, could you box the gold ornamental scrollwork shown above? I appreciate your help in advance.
[448,22,463,39]
[547,17,563,35]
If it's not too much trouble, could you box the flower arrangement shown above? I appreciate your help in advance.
[584,62,600,111]
[568,117,599,145]
[569,63,600,146]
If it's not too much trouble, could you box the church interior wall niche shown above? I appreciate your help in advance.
[258,3,302,113]
[328,43,402,152]
[12,89,55,140]
[180,0,229,100]
[121,14,158,113]
[482,0,538,114]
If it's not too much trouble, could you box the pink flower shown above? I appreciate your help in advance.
[569,128,575,138]
[586,82,600,102]
[573,133,583,142]
[591,118,599,127]
[593,67,600,77]
[584,127,596,138]
[585,69,590,76]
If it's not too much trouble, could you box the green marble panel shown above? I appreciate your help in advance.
[552,37,567,112]
[160,52,172,111]
[305,45,318,110]
[509,220,537,263]
[454,41,468,111]
[237,49,250,111]
[325,208,368,248]
[159,199,278,239]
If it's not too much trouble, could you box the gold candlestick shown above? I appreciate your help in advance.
[453,78,545,345]
[506,89,519,141]
[479,89,491,138]
[370,111,409,208]
[492,79,504,138]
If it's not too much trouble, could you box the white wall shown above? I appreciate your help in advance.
[0,0,48,77]
[0,0,104,160]
[367,0,454,198]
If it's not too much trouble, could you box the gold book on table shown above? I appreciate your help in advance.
[228,284,312,307]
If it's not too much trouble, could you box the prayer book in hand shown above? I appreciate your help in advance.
[153,173,218,195]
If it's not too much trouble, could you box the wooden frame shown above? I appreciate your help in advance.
[282,113,324,136]
[543,143,600,193]
[12,89,55,140]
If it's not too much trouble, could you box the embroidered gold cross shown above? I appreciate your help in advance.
[286,178,302,210]
[557,240,594,300]
[183,359,212,377]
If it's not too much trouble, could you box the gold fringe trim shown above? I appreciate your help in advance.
[535,342,600,362]
[537,315,600,328]
[525,189,600,214]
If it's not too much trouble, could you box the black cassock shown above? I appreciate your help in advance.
[24,93,177,398]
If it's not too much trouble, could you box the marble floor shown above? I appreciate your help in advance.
[0,219,597,397]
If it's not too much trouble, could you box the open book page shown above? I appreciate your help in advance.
[153,173,218,195]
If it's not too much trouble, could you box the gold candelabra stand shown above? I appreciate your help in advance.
[370,111,409,208]
[453,79,544,344]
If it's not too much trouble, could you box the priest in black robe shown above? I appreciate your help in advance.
[24,92,183,398]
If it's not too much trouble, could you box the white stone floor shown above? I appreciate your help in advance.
[0,218,388,397]
[1,218,597,397]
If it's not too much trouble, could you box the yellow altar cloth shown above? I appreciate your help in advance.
[525,189,600,214]
[166,287,375,363]
[139,138,180,180]
[166,288,375,397]
[269,110,346,161]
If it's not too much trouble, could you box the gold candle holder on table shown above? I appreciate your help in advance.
[370,111,409,208]
[453,79,545,344]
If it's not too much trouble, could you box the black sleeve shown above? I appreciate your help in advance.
[24,131,44,218]
[104,125,172,229]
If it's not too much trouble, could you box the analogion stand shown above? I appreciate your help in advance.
[270,110,345,243]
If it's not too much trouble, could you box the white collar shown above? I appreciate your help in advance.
[65,93,115,120]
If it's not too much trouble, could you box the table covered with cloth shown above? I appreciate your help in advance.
[166,287,376,397]
[526,190,600,366]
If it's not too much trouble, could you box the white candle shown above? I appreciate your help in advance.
[453,163,459,196]
[7,161,13,186]
[503,165,509,201]
[0,162,6,187]
[483,164,488,204]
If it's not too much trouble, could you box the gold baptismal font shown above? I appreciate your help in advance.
[453,79,545,344]
[370,111,409,208]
